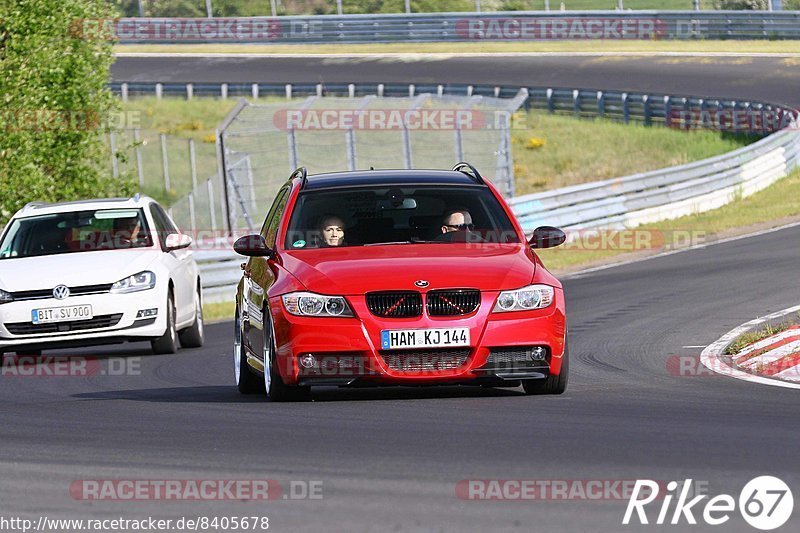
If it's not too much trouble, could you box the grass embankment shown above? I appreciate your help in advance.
[119,97,751,202]
[115,41,800,56]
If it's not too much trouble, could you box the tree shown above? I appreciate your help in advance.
[0,0,132,224]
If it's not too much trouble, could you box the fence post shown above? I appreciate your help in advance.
[252,83,259,99]
[348,84,356,98]
[160,133,171,192]
[215,128,232,234]
[316,83,324,97]
[287,128,298,170]
[643,94,651,126]
[622,92,630,124]
[409,84,415,97]
[186,83,193,100]
[346,129,357,170]
[597,90,605,118]
[189,138,198,192]
[546,88,554,114]
[109,132,119,178]
[377,84,385,97]
[221,83,228,99]
[285,83,293,100]
[155,83,163,100]
[246,155,257,212]
[207,179,217,233]
[572,89,580,118]
[121,83,129,102]
[133,128,144,188]
[188,191,197,236]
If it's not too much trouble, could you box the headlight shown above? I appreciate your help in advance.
[110,271,156,294]
[0,289,12,305]
[492,284,554,313]
[282,292,354,318]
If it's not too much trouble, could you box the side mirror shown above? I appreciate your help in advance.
[528,226,567,249]
[164,233,193,251]
[234,234,272,257]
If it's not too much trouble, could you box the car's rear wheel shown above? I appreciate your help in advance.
[178,287,204,348]
[234,304,264,394]
[522,338,569,395]
[263,308,310,402]
[151,291,178,354]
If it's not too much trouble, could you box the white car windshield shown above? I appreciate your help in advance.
[0,208,153,259]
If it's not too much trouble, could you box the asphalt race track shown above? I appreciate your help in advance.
[1,55,798,532]
[112,55,800,107]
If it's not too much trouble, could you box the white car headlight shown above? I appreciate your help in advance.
[492,284,554,313]
[110,271,156,294]
[282,292,354,318]
[0,289,12,305]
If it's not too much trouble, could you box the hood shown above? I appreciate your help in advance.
[0,249,160,292]
[281,244,535,295]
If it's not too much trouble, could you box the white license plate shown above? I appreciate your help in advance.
[380,327,470,349]
[31,305,93,324]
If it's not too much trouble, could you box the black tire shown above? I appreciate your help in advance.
[178,288,205,348]
[151,291,178,355]
[522,338,569,395]
[234,304,264,394]
[263,309,310,402]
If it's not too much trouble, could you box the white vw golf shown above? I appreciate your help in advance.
[0,196,204,355]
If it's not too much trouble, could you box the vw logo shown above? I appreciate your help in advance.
[52,285,70,300]
[414,280,429,288]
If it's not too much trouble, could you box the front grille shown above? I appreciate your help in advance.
[380,348,470,372]
[5,314,123,335]
[10,284,113,301]
[486,346,548,365]
[427,289,480,316]
[366,291,422,318]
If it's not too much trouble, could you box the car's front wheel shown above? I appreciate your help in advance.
[263,308,310,402]
[522,338,569,395]
[151,291,178,354]
[234,304,264,394]
[179,287,205,348]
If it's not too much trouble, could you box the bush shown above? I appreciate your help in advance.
[0,0,133,224]
[714,0,769,9]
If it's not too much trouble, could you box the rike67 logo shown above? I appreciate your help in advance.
[623,477,794,530]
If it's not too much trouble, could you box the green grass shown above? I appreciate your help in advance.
[116,97,752,203]
[511,113,753,194]
[725,319,798,356]
[536,168,800,271]
[115,40,800,55]
[203,301,236,323]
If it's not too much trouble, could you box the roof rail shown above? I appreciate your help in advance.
[132,192,141,202]
[22,201,48,211]
[452,162,485,185]
[292,167,309,189]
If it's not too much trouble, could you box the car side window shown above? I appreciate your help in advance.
[149,204,172,251]
[264,188,290,248]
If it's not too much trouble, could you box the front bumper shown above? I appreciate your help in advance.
[0,289,167,351]
[269,289,566,387]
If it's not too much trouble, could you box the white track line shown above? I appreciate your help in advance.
[564,220,800,280]
[113,51,800,59]
[700,304,800,390]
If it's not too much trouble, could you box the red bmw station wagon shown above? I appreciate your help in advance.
[233,164,568,401]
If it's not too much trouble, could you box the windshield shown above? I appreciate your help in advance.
[284,185,519,249]
[0,208,153,259]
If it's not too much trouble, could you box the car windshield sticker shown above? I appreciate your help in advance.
[293,240,306,248]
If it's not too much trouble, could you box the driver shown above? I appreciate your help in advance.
[113,216,142,247]
[441,209,474,234]
[319,215,346,247]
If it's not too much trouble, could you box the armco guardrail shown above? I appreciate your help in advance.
[510,127,800,232]
[171,82,798,302]
[109,11,800,44]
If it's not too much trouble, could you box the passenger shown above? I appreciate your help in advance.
[319,215,346,247]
